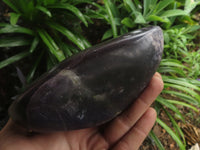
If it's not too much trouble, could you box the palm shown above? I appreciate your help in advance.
[0,73,163,150]
[2,125,108,150]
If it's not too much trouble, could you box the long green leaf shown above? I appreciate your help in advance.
[167,100,199,112]
[54,35,73,57]
[0,37,31,47]
[37,29,65,62]
[104,0,118,37]
[121,17,135,28]
[184,0,200,14]
[143,0,158,17]
[143,0,150,16]
[158,67,186,77]
[76,34,91,48]
[160,59,190,70]
[164,83,200,103]
[48,3,88,26]
[0,51,30,69]
[156,118,185,150]
[0,23,9,27]
[79,0,107,13]
[3,0,20,13]
[86,9,108,21]
[10,13,21,25]
[163,108,186,146]
[163,76,200,91]
[149,130,165,150]
[36,6,52,17]
[162,90,199,105]
[0,25,34,35]
[47,22,85,50]
[43,0,56,6]
[123,0,146,23]
[161,9,188,17]
[29,37,39,53]
[146,15,169,23]
[123,0,137,14]
[156,96,185,121]
[102,29,113,41]
[154,0,174,15]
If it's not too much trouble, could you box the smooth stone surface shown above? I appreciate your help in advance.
[9,26,164,132]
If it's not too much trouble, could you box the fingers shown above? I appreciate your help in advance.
[112,108,157,150]
[103,72,163,146]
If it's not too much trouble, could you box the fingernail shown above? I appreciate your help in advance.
[154,72,162,79]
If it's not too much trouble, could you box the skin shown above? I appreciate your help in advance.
[0,72,163,150]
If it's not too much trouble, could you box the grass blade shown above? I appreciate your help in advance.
[123,0,146,23]
[163,76,200,91]
[10,13,21,25]
[167,100,199,112]
[158,67,186,77]
[86,9,108,21]
[37,29,65,62]
[0,24,34,35]
[154,0,174,15]
[0,51,30,69]
[161,9,189,18]
[160,59,190,70]
[76,34,91,48]
[123,0,137,14]
[156,118,185,150]
[36,6,52,17]
[54,36,73,57]
[3,0,20,13]
[143,0,150,16]
[0,37,31,47]
[164,83,200,103]
[162,90,200,106]
[29,37,39,53]
[143,0,158,17]
[121,17,135,28]
[104,0,118,37]
[102,29,113,41]
[156,96,185,121]
[47,22,85,50]
[163,108,186,146]
[184,0,200,14]
[0,23,9,27]
[149,130,165,150]
[48,3,88,27]
[146,15,169,23]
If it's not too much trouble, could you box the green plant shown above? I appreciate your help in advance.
[163,25,200,59]
[86,0,198,40]
[0,0,93,82]
[154,58,200,149]
[183,49,200,78]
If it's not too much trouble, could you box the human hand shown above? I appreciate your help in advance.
[0,72,163,150]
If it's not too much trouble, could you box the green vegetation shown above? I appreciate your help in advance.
[0,0,200,149]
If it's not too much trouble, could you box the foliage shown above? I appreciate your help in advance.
[0,0,93,82]
[86,0,199,40]
[163,26,199,59]
[1,0,200,149]
[183,49,200,79]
